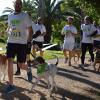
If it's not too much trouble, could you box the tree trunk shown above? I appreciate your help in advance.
[38,0,46,18]
[43,18,52,43]
[38,0,52,43]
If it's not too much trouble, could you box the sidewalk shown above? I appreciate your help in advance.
[0,58,100,100]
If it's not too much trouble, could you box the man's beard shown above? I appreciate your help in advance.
[14,9,21,14]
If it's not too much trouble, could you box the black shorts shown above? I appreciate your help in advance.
[32,41,43,48]
[6,43,27,63]
[26,45,31,54]
[94,40,100,49]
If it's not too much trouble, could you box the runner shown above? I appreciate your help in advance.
[61,16,77,66]
[5,0,33,93]
[32,17,46,57]
[80,16,97,68]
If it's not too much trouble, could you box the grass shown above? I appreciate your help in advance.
[37,50,64,60]
[0,42,94,60]
[0,42,64,60]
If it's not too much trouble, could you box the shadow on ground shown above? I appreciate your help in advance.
[58,67,100,90]
[0,82,94,100]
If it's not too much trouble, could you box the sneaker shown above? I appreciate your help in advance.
[27,67,32,82]
[79,64,86,71]
[5,85,15,93]
[79,64,85,67]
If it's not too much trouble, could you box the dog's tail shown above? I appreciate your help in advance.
[52,55,59,66]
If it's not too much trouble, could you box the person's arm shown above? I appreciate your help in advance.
[61,26,66,35]
[41,31,46,36]
[40,25,46,36]
[25,12,33,42]
[93,31,100,38]
[87,24,98,37]
[87,30,98,37]
[80,30,83,40]
[71,26,77,36]
[27,26,33,42]
[90,30,98,37]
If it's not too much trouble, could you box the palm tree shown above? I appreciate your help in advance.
[33,0,64,43]
[22,0,37,19]
[2,7,14,14]
[1,0,83,43]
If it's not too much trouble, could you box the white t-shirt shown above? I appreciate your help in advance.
[32,23,46,42]
[81,24,97,43]
[61,25,77,42]
[7,12,32,44]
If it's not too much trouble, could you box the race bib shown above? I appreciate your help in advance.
[10,28,21,37]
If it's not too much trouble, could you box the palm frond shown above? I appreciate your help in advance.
[2,7,14,14]
[51,0,63,15]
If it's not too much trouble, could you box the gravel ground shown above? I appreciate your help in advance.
[0,58,100,100]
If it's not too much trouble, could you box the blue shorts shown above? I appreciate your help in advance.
[6,43,27,63]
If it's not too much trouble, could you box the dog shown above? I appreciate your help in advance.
[0,54,7,82]
[71,49,81,63]
[31,55,58,95]
[66,49,81,66]
[94,60,100,72]
[72,43,81,63]
[93,51,100,72]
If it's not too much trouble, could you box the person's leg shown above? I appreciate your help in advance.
[5,43,16,93]
[88,43,94,62]
[17,44,32,82]
[63,49,68,63]
[68,53,72,66]
[5,58,15,93]
[14,61,21,75]
[63,40,68,63]
[32,41,38,57]
[15,40,32,76]
[38,42,44,57]
[40,48,44,57]
[8,58,13,85]
[32,46,36,57]
[68,41,75,66]
[81,43,87,65]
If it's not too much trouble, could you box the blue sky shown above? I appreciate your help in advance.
[0,0,14,16]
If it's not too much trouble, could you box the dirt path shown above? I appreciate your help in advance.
[0,58,100,100]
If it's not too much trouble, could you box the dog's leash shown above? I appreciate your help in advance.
[30,52,36,58]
